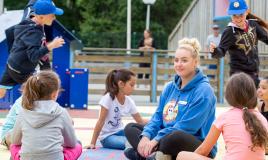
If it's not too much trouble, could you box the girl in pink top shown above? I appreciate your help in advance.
[177,72,268,160]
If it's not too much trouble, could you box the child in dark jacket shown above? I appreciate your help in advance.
[209,0,268,87]
[0,0,65,98]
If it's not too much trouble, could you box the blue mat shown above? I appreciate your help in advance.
[78,147,127,160]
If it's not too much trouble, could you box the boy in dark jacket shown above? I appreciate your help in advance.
[0,0,65,98]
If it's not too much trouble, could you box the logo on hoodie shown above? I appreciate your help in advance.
[163,100,178,122]
[235,26,257,55]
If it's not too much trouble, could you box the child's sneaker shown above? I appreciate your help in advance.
[145,152,156,160]
[155,151,172,160]
[124,148,145,160]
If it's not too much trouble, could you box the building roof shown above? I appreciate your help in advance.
[0,10,23,42]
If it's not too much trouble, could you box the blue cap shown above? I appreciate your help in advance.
[33,0,64,15]
[228,0,248,15]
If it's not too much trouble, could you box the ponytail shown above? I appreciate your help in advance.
[104,69,135,100]
[22,71,60,110]
[105,70,119,100]
[22,75,40,110]
[247,12,268,31]
[243,107,268,151]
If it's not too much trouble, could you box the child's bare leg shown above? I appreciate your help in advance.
[0,88,6,98]
[177,151,212,160]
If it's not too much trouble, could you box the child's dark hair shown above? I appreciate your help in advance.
[105,69,135,100]
[22,70,61,110]
[225,72,268,151]
[247,12,268,30]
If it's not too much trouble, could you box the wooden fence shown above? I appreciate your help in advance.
[73,48,221,103]
[73,48,268,103]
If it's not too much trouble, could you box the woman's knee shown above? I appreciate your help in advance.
[124,123,136,135]
[124,122,142,136]
[158,131,201,154]
[160,131,186,145]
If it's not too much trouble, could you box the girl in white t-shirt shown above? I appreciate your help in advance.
[86,69,147,150]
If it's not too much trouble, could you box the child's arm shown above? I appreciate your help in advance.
[22,32,63,63]
[86,106,108,149]
[46,36,65,51]
[11,114,23,145]
[132,113,148,125]
[194,125,221,156]
[1,97,22,141]
[211,27,235,58]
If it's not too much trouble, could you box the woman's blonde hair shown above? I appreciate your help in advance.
[177,38,201,61]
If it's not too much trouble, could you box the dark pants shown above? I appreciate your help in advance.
[230,71,259,88]
[0,59,51,88]
[39,58,51,70]
[124,123,210,160]
[0,65,30,87]
[138,63,150,79]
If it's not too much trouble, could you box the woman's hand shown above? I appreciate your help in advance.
[143,139,158,158]
[209,42,216,53]
[137,136,150,157]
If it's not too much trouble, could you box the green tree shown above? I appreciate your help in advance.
[79,0,193,49]
[3,0,28,10]
[4,0,82,32]
[4,0,193,49]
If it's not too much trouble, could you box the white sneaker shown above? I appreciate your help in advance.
[155,151,172,160]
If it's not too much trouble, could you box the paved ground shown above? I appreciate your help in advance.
[0,104,267,160]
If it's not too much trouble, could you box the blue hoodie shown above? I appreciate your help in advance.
[141,69,217,157]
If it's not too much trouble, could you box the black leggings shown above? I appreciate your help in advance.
[124,123,208,159]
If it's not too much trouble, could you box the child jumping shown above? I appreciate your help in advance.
[10,70,82,160]
[0,0,65,98]
[209,0,268,87]
[177,73,268,160]
[86,69,147,150]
